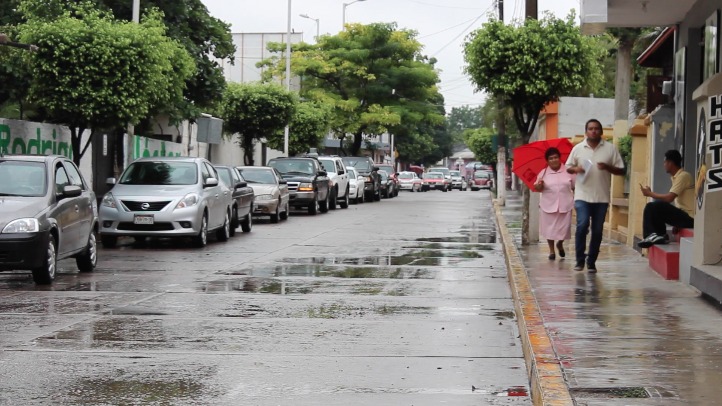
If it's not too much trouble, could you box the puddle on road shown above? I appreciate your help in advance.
[305,303,434,318]
[403,242,495,251]
[220,264,436,279]
[64,377,206,404]
[279,250,482,267]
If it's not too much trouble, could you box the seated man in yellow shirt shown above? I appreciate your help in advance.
[638,150,695,248]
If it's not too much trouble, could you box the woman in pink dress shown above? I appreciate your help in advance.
[534,147,575,260]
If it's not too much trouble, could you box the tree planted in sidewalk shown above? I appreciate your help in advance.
[17,2,195,165]
[464,128,496,165]
[261,22,444,157]
[219,82,296,165]
[463,12,603,244]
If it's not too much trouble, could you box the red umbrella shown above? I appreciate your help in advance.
[512,138,574,190]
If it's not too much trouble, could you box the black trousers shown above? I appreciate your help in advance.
[642,200,694,238]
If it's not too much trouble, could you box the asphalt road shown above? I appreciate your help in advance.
[0,189,531,405]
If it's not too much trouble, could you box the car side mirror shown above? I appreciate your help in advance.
[106,177,116,186]
[236,181,247,189]
[317,170,327,177]
[204,177,219,187]
[61,185,82,198]
[279,179,287,184]
[372,166,380,171]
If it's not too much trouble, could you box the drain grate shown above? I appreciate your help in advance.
[570,387,649,399]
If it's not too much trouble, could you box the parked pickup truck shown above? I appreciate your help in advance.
[267,157,331,215]
[317,156,350,210]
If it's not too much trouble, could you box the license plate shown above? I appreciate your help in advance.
[133,215,154,225]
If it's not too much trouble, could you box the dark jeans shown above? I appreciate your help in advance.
[642,200,694,238]
[574,201,609,266]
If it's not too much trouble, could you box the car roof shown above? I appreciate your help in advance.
[133,156,201,163]
[0,154,66,163]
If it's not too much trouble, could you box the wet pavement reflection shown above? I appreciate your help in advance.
[0,190,531,404]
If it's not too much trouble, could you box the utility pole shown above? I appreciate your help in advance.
[496,0,506,206]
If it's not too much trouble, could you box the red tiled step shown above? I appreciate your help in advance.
[648,243,680,280]
[674,228,694,242]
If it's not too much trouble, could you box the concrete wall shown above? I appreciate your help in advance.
[557,97,616,138]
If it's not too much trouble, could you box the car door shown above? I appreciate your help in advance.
[233,169,253,215]
[62,159,95,252]
[274,168,290,206]
[335,160,348,196]
[204,162,227,229]
[51,163,80,255]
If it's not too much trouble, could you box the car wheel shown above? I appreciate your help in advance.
[193,213,208,247]
[340,188,349,209]
[32,234,57,284]
[280,201,289,220]
[76,231,97,273]
[241,209,253,232]
[230,206,238,237]
[101,235,118,248]
[308,197,319,215]
[320,191,330,213]
[270,200,281,223]
[217,210,231,242]
[329,188,337,210]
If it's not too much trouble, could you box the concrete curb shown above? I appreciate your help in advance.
[494,202,574,406]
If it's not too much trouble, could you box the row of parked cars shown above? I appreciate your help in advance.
[395,167,494,192]
[0,153,406,284]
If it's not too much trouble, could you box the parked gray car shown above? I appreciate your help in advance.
[99,157,233,248]
[215,165,254,235]
[236,166,290,223]
[0,155,98,284]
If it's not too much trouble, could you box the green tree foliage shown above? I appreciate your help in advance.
[219,82,297,165]
[446,105,484,142]
[267,101,331,157]
[464,13,604,143]
[17,2,195,164]
[464,128,496,165]
[262,22,445,157]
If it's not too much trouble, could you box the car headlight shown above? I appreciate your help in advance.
[101,193,116,208]
[3,218,39,233]
[176,193,199,209]
[363,176,372,182]
[297,183,313,192]
[255,194,274,200]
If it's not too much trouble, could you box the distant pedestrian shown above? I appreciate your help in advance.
[637,149,695,248]
[565,119,625,273]
[534,147,575,260]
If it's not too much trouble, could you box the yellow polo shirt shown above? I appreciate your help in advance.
[670,169,695,217]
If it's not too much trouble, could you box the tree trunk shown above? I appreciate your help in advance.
[71,127,81,166]
[614,40,633,121]
[243,136,255,166]
[351,132,363,155]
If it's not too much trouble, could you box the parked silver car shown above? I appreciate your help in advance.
[0,155,98,284]
[236,166,290,223]
[99,157,233,248]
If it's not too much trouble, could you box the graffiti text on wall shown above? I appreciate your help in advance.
[0,124,73,158]
[133,135,183,160]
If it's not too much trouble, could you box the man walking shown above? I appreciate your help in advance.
[565,119,625,273]
[637,150,695,248]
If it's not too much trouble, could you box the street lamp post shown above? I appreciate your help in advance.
[342,0,367,30]
[284,0,292,156]
[299,13,319,42]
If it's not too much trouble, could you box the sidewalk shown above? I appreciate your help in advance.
[496,190,722,406]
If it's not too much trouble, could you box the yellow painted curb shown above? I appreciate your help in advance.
[494,202,574,406]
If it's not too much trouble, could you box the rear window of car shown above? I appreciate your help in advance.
[269,159,316,175]
[398,172,414,179]
[120,161,197,185]
[342,157,372,171]
[474,171,491,179]
[426,173,443,179]
[238,168,276,184]
[0,160,46,196]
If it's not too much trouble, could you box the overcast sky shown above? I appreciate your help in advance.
[201,0,580,111]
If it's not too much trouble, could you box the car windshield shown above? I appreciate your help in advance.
[319,159,336,173]
[379,171,389,181]
[429,167,449,175]
[342,157,372,171]
[450,170,460,176]
[270,159,315,175]
[0,160,46,197]
[216,168,232,187]
[119,161,197,185]
[474,171,490,179]
[426,173,443,179]
[398,172,414,179]
[238,168,276,184]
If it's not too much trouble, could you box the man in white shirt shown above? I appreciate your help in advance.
[565,119,625,273]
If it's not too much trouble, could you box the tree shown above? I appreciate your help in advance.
[446,105,484,142]
[262,22,444,157]
[219,82,296,165]
[267,101,331,157]
[17,3,195,165]
[464,12,603,244]
[464,128,496,165]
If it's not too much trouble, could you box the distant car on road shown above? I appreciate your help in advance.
[397,171,422,192]
[470,170,494,191]
[342,156,381,202]
[237,166,290,223]
[318,156,350,210]
[100,157,233,248]
[424,172,449,191]
[0,155,98,284]
[449,170,464,191]
[215,165,254,234]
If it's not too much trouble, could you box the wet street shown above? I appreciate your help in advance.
[0,190,531,405]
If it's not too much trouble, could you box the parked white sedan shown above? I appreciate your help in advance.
[397,171,422,192]
[346,166,366,204]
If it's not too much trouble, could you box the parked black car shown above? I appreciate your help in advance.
[378,170,396,198]
[0,155,98,284]
[267,157,331,215]
[215,166,255,235]
[341,156,381,201]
